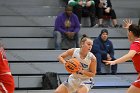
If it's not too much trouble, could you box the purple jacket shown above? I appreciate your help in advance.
[54,12,80,33]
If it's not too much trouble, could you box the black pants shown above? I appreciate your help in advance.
[95,53,117,73]
[72,5,96,26]
[97,8,117,19]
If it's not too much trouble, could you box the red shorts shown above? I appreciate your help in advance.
[132,76,140,88]
[0,74,15,93]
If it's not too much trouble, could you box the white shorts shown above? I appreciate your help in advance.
[63,75,94,93]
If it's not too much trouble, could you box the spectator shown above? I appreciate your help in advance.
[68,0,96,27]
[94,0,120,27]
[91,29,117,74]
[0,45,15,93]
[54,5,80,50]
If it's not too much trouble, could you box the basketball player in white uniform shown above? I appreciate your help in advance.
[54,35,97,93]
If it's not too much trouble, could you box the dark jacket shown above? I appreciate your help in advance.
[91,34,115,60]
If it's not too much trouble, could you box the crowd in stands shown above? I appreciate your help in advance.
[94,0,121,27]
[54,0,138,74]
[54,0,121,74]
[63,0,121,27]
[68,0,96,27]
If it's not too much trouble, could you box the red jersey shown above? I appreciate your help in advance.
[130,40,140,73]
[0,47,11,74]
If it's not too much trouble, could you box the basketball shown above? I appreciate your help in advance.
[65,58,81,74]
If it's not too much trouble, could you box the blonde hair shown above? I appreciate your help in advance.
[80,34,91,47]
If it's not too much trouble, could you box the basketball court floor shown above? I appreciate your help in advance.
[14,74,136,93]
[15,88,127,93]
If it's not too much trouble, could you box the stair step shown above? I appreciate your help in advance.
[14,74,137,89]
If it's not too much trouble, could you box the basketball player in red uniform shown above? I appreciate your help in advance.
[103,19,140,93]
[0,46,15,93]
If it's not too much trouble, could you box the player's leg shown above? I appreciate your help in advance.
[76,79,93,93]
[76,85,88,93]
[127,85,140,93]
[53,31,62,50]
[54,84,69,93]
[127,79,140,93]
[0,82,7,93]
[0,74,14,93]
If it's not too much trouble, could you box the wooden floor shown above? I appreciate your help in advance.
[15,88,128,93]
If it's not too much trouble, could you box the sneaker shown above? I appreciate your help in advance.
[94,24,99,28]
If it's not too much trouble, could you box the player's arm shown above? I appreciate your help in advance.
[103,50,136,65]
[57,48,74,64]
[80,55,97,77]
[113,50,136,64]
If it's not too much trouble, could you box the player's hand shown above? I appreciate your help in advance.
[102,60,116,65]
[107,54,112,61]
[105,7,110,13]
[76,67,84,74]
[123,19,132,29]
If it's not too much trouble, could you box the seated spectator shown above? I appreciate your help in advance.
[54,5,80,50]
[68,0,96,27]
[94,0,120,27]
[91,29,117,74]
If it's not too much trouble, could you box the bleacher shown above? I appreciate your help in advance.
[0,0,140,93]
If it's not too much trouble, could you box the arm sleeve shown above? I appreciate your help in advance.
[55,16,66,33]
[130,42,140,53]
[73,15,80,33]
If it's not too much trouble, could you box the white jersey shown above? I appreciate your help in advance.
[71,48,94,79]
